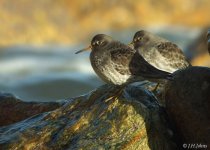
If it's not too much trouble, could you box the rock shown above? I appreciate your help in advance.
[138,82,166,106]
[0,84,178,150]
[165,66,210,146]
[0,92,63,127]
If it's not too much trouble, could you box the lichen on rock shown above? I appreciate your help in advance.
[0,84,177,150]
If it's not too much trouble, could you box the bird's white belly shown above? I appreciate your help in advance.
[91,54,131,85]
[100,65,131,85]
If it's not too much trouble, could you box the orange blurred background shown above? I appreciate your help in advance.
[0,0,209,45]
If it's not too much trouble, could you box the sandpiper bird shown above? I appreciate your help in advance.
[130,30,191,73]
[75,34,172,98]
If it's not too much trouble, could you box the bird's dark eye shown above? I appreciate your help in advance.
[92,40,104,47]
[137,37,142,41]
[97,41,104,46]
[134,37,142,42]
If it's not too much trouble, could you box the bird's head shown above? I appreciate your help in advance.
[75,34,113,54]
[129,30,150,49]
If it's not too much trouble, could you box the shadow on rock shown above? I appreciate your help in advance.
[165,66,210,147]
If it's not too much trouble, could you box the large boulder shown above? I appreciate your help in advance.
[0,84,178,150]
[165,66,210,147]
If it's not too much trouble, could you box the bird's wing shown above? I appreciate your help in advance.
[129,52,172,79]
[110,44,171,80]
[110,45,134,75]
[156,42,191,68]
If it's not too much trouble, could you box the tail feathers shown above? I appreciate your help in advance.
[155,71,173,81]
[157,69,174,81]
[140,68,173,81]
[140,71,173,81]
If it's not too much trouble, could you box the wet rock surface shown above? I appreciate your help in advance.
[165,67,210,146]
[0,92,63,127]
[0,84,177,150]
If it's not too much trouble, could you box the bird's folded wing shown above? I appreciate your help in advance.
[156,42,191,67]
[110,46,171,80]
[110,47,134,75]
[129,52,172,79]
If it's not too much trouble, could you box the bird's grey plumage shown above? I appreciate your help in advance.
[132,30,191,73]
[78,34,172,85]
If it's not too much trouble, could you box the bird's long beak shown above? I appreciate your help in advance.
[128,41,134,47]
[75,45,92,54]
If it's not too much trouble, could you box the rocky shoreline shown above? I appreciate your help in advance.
[0,66,209,149]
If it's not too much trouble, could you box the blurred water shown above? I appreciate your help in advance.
[0,27,201,102]
[0,45,103,102]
